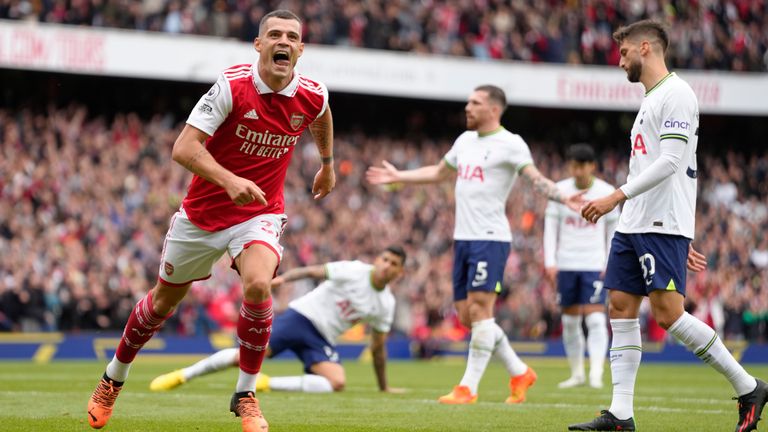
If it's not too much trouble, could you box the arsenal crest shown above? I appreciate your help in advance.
[290,113,305,131]
[164,261,175,276]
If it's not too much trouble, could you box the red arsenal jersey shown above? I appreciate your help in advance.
[184,64,328,232]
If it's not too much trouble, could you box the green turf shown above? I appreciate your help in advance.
[0,357,765,431]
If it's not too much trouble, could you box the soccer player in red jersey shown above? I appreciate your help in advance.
[86,10,335,432]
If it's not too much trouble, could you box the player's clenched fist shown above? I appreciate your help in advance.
[312,165,336,200]
[223,175,267,206]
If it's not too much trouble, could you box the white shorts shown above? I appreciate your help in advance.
[158,208,287,286]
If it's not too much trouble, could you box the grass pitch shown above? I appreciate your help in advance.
[1,357,765,431]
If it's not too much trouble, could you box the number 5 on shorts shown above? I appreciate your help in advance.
[471,261,488,287]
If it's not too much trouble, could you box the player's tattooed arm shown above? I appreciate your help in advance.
[309,107,334,165]
[520,164,565,203]
[183,147,212,171]
[172,125,267,206]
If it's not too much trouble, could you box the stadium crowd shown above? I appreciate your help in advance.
[0,105,766,349]
[1,0,766,71]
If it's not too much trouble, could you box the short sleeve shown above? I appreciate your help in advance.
[186,74,233,136]
[510,136,534,173]
[324,261,364,283]
[659,86,698,144]
[316,81,330,118]
[443,138,460,170]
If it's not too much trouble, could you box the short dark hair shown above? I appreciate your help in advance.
[474,85,507,110]
[259,9,302,35]
[612,20,669,53]
[566,143,596,162]
[385,245,407,266]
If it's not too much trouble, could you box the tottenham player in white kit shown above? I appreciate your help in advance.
[149,246,406,394]
[367,85,584,405]
[570,20,767,432]
[544,144,617,390]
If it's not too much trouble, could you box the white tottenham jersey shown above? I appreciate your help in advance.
[289,261,396,344]
[443,128,534,241]
[619,72,699,239]
[545,178,619,271]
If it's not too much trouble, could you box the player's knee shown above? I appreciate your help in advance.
[654,311,682,330]
[467,301,490,322]
[242,277,271,302]
[151,286,185,316]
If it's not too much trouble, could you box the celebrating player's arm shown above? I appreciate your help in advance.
[366,159,455,185]
[171,80,267,207]
[519,164,586,212]
[308,105,335,200]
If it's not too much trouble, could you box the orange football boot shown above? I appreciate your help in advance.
[87,374,124,429]
[230,391,269,432]
[438,385,478,404]
[505,367,537,404]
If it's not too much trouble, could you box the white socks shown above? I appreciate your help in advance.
[585,312,608,384]
[668,312,757,396]
[236,370,258,393]
[269,375,334,393]
[458,318,529,394]
[183,348,239,381]
[561,314,585,380]
[493,322,528,377]
[608,319,642,420]
[106,356,132,382]
[459,318,496,394]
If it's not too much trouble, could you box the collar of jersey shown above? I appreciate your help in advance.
[645,72,675,96]
[574,176,594,191]
[251,64,300,96]
[478,126,505,138]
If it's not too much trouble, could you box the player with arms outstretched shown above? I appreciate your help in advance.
[569,20,767,431]
[367,85,584,405]
[544,144,617,389]
[86,10,335,432]
[149,246,406,394]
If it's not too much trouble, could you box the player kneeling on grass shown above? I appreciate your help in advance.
[151,246,407,394]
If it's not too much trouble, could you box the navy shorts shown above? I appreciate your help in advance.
[604,232,690,296]
[557,271,605,307]
[452,240,510,301]
[268,307,339,374]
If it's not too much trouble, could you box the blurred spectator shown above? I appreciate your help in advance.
[0,105,766,347]
[1,0,766,71]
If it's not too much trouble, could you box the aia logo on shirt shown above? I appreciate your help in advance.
[290,113,305,131]
[457,164,485,182]
[631,134,647,156]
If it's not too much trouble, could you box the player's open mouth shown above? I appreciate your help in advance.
[273,51,290,67]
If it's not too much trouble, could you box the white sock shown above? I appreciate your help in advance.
[182,348,239,381]
[668,312,757,396]
[106,356,132,383]
[458,318,496,394]
[236,369,258,393]
[270,375,334,393]
[608,319,641,420]
[492,323,528,376]
[562,314,585,379]
[585,312,608,382]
